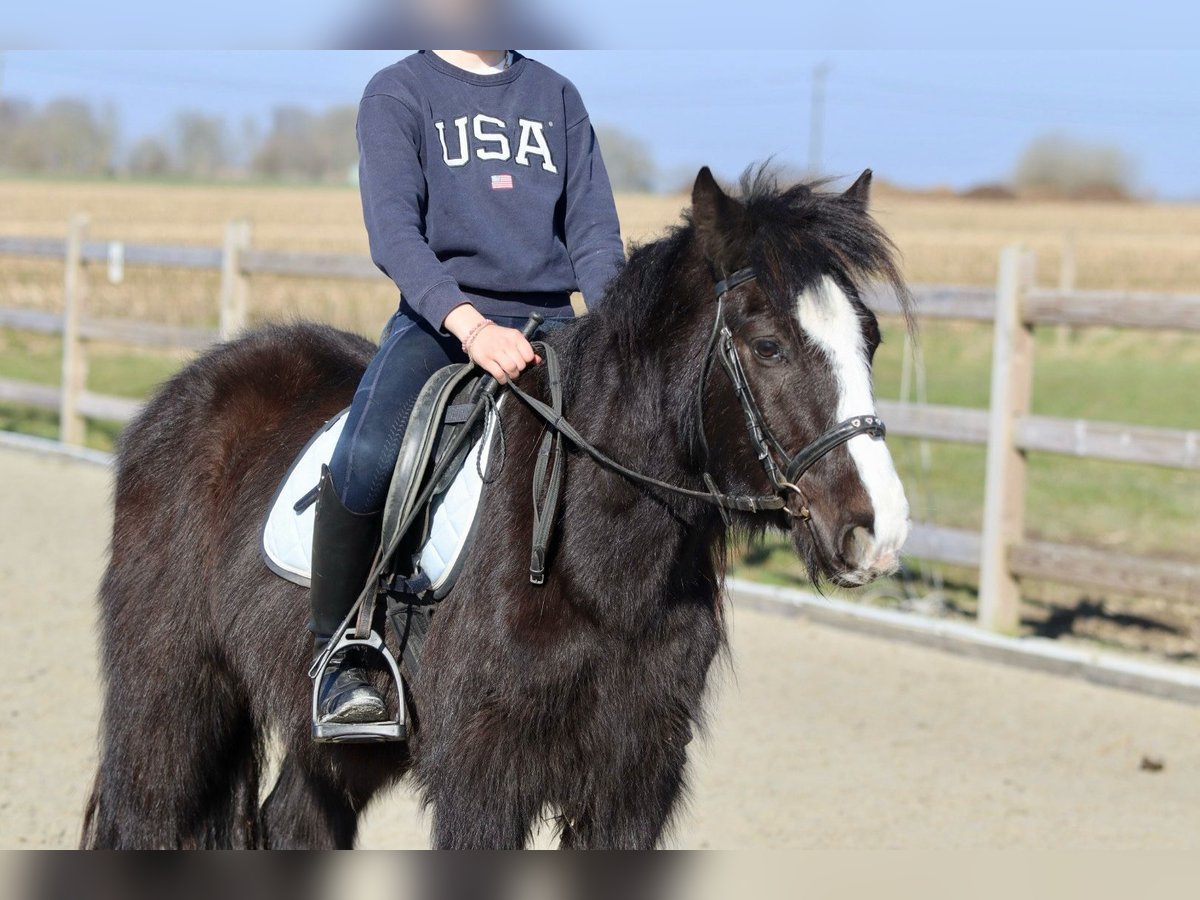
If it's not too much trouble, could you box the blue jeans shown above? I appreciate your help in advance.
[328,308,565,514]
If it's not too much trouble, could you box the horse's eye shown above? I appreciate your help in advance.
[751,338,782,360]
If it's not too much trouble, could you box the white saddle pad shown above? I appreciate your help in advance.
[261,407,496,593]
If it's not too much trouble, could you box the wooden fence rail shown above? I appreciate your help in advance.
[1,220,1197,630]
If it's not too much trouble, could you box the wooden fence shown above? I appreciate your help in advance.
[1,218,1197,632]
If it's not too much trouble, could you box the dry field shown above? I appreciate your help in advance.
[1,180,1199,336]
[1,179,1197,665]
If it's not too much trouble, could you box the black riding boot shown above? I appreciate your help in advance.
[309,465,387,726]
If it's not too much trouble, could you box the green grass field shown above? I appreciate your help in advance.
[3,316,1196,560]
[872,321,1200,552]
[0,330,185,448]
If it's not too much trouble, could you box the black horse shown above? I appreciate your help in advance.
[82,167,912,849]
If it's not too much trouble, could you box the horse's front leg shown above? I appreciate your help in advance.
[428,786,540,849]
[562,735,690,849]
[425,749,541,849]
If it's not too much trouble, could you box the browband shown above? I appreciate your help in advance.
[714,267,757,298]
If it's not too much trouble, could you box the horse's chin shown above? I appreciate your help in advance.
[787,517,888,591]
[828,570,879,589]
[786,517,838,586]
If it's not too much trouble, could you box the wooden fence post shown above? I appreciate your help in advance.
[978,245,1037,633]
[58,213,89,446]
[219,219,252,340]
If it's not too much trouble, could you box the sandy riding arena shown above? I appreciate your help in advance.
[3,444,1200,849]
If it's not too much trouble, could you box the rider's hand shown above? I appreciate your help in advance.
[468,324,541,384]
[444,302,541,384]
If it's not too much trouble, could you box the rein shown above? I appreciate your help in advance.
[505,267,888,582]
[310,268,892,677]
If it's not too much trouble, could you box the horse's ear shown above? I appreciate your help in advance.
[841,169,873,211]
[691,167,748,270]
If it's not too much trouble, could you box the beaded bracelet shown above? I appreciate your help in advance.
[461,318,495,359]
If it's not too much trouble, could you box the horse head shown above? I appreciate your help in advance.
[687,166,912,587]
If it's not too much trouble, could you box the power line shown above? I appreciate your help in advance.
[9,53,361,102]
[829,85,1197,129]
[830,70,1200,121]
[10,52,1199,127]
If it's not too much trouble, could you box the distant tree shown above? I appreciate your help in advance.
[127,137,173,178]
[1014,133,1136,200]
[16,98,117,176]
[251,107,316,179]
[173,111,230,179]
[0,99,38,173]
[314,105,358,179]
[251,104,357,182]
[594,126,657,192]
[236,115,262,170]
[961,182,1017,201]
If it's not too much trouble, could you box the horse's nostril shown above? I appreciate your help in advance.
[838,523,874,569]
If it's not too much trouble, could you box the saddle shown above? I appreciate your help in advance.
[260,360,499,743]
[261,363,495,599]
[380,364,499,601]
[263,314,562,743]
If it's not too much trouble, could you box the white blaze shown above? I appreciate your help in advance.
[795,277,910,573]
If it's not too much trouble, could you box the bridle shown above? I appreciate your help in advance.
[308,267,894,677]
[694,267,887,522]
[504,266,889,582]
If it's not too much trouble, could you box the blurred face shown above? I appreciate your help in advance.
[409,0,496,27]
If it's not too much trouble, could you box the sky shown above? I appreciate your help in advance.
[5,1,1199,52]
[3,47,1199,198]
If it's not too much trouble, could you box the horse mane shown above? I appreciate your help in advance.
[572,165,915,586]
[592,164,914,343]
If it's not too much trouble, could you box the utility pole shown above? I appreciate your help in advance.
[808,61,832,177]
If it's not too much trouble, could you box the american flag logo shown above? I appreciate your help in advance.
[491,173,514,190]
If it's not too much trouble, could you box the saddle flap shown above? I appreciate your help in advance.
[379,363,481,557]
[260,410,349,587]
[415,401,499,598]
[261,362,492,599]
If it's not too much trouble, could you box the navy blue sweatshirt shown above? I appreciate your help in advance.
[357,51,626,329]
